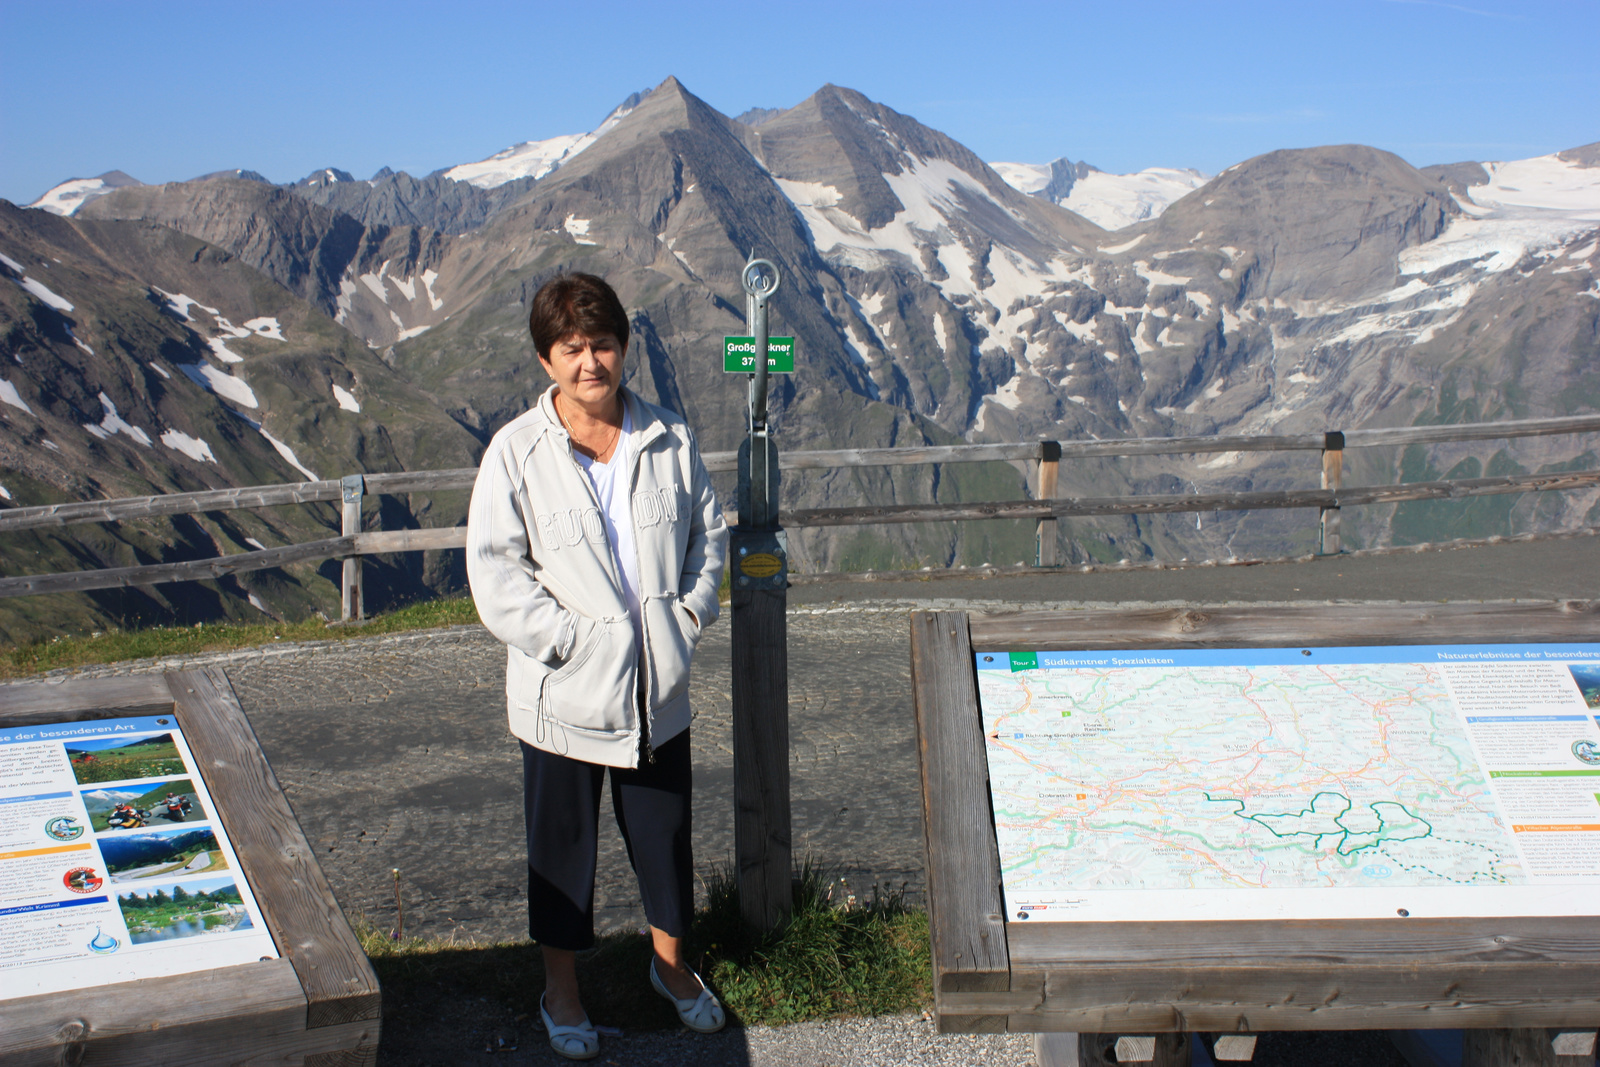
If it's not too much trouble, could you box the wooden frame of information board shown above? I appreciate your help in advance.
[0,669,380,1067]
[911,601,1600,1042]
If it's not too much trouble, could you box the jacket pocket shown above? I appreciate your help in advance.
[541,615,637,734]
[645,595,696,708]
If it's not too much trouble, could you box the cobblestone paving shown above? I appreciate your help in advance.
[221,610,926,945]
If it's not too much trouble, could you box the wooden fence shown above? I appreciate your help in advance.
[2,414,1598,618]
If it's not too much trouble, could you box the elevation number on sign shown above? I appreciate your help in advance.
[723,336,795,373]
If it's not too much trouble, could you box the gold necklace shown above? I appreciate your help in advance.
[556,397,621,460]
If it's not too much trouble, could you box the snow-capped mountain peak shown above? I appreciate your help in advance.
[1403,147,1600,276]
[991,157,1207,230]
[442,89,651,189]
[28,171,142,216]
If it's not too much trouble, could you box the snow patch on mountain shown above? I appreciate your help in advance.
[1064,168,1206,230]
[0,379,33,415]
[84,393,151,447]
[259,426,316,480]
[161,428,216,463]
[1099,234,1147,255]
[153,289,217,322]
[0,252,23,273]
[208,337,244,364]
[332,384,361,412]
[446,133,588,188]
[15,274,73,312]
[361,263,391,302]
[242,317,284,340]
[564,215,597,244]
[444,96,643,189]
[1401,153,1600,276]
[28,172,141,217]
[336,279,358,324]
[179,361,258,409]
[989,162,1051,195]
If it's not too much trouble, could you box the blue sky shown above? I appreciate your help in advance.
[2,0,1596,205]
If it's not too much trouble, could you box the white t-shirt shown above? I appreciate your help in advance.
[575,408,641,650]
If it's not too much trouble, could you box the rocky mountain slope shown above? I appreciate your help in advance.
[0,202,478,641]
[6,78,1598,636]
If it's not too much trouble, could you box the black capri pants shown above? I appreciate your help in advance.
[521,729,693,951]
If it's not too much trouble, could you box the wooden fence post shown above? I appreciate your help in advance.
[340,475,365,622]
[1320,431,1344,556]
[1036,440,1062,567]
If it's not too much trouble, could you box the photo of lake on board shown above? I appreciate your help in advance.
[82,779,209,832]
[1571,664,1600,710]
[116,876,254,945]
[64,733,186,785]
[99,825,227,882]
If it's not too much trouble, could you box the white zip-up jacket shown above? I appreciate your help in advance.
[466,385,727,767]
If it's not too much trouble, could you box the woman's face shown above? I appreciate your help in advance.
[541,332,624,413]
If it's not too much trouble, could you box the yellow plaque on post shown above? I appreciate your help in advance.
[740,553,782,578]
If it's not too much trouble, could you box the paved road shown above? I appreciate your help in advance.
[20,534,1598,1065]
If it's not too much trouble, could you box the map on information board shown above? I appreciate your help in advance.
[976,643,1600,922]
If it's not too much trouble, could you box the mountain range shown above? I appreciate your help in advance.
[2,77,1597,640]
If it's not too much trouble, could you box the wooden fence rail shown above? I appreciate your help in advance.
[3,414,1599,610]
[6,414,1598,535]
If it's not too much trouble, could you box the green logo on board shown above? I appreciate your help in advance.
[1009,652,1038,672]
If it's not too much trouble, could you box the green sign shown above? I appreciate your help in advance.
[723,336,795,373]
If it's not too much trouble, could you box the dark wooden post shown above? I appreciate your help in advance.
[731,576,789,929]
[1319,431,1343,556]
[730,258,791,930]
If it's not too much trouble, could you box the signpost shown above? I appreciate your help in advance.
[723,336,796,374]
[729,257,793,930]
[911,603,1600,1067]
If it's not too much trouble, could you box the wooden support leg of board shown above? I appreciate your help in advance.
[1069,1032,1191,1066]
[1035,1032,1080,1067]
[1462,1028,1600,1067]
[305,1043,381,1067]
[1203,1033,1259,1061]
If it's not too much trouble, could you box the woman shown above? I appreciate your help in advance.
[467,273,728,1060]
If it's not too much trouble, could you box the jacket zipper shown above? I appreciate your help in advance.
[551,388,664,769]
[626,423,657,768]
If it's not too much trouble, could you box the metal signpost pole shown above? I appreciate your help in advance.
[730,257,792,930]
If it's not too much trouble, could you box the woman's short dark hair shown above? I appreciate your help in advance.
[528,273,630,360]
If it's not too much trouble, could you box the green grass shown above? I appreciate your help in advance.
[0,596,483,682]
[355,864,930,1030]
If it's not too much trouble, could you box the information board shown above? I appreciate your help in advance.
[976,642,1600,923]
[1,713,279,998]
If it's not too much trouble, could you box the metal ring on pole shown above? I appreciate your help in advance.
[742,259,781,301]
